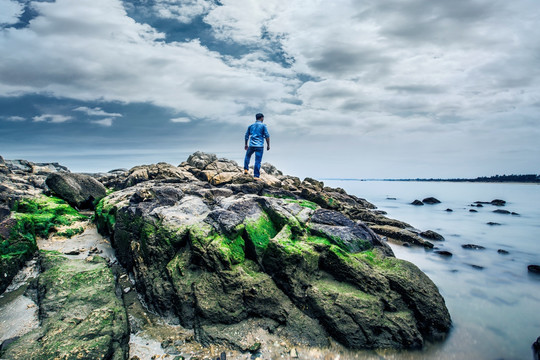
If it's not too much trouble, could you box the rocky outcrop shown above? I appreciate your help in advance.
[1,253,129,359]
[46,172,107,209]
[95,153,451,350]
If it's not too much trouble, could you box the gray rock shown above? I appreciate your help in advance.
[462,244,486,250]
[422,197,441,204]
[46,172,107,209]
[411,200,424,206]
[420,230,445,241]
[186,151,218,170]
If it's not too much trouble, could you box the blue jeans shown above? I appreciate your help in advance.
[244,147,264,178]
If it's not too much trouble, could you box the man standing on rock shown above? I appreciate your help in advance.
[244,113,270,179]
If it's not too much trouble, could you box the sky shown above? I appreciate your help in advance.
[1,0,539,179]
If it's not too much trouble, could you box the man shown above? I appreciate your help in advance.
[244,113,270,179]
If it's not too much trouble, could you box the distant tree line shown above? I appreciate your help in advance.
[392,174,540,183]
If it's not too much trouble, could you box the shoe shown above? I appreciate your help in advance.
[254,177,262,181]
[243,169,249,175]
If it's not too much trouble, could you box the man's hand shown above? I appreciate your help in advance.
[267,145,270,151]
[245,145,248,150]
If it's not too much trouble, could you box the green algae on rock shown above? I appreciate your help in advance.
[0,196,88,293]
[94,155,451,351]
[0,253,129,359]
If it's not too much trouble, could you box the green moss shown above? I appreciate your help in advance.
[314,277,376,301]
[2,196,87,259]
[244,212,277,252]
[95,198,117,235]
[56,226,85,238]
[285,199,318,210]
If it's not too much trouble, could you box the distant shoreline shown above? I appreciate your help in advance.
[321,178,540,184]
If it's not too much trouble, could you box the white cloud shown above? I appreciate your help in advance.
[92,118,113,127]
[0,0,23,25]
[170,117,191,123]
[32,114,73,123]
[0,0,539,146]
[74,106,122,117]
[1,115,25,121]
[153,0,216,23]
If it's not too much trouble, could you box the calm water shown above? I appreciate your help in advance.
[324,180,540,360]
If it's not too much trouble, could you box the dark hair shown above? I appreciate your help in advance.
[255,113,264,120]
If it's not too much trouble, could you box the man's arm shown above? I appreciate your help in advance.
[245,126,251,150]
[266,137,270,151]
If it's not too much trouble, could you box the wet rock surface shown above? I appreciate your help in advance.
[0,152,452,357]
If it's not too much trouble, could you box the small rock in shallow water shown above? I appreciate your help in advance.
[528,265,540,274]
[420,230,445,241]
[462,244,486,250]
[411,200,424,206]
[469,209,478,213]
[532,336,540,360]
[423,197,441,204]
[445,208,453,212]
[435,250,453,257]
[497,249,510,255]
[487,222,501,226]
[493,209,511,214]
[470,264,484,270]
[491,199,506,206]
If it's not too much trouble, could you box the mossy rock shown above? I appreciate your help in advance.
[1,253,129,359]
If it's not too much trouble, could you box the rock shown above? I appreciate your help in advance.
[528,265,540,274]
[493,209,511,214]
[371,225,433,248]
[445,208,453,212]
[261,162,282,176]
[411,200,424,206]
[491,199,506,206]
[46,172,107,209]
[469,209,477,213]
[497,249,509,255]
[487,222,501,226]
[0,204,10,222]
[533,336,540,360]
[422,197,441,204]
[420,230,445,241]
[511,212,520,216]
[470,264,484,270]
[290,348,298,358]
[386,197,397,200]
[1,254,129,359]
[94,160,451,350]
[435,250,453,257]
[462,244,486,250]
[186,151,218,170]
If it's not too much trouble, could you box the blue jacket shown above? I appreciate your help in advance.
[245,121,269,147]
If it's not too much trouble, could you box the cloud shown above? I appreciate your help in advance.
[74,106,122,117]
[0,0,539,143]
[91,118,114,127]
[1,115,25,121]
[152,0,216,23]
[32,114,73,123]
[0,0,24,25]
[170,117,191,123]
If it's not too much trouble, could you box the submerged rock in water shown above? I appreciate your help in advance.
[462,244,486,250]
[411,200,424,206]
[528,265,540,274]
[420,230,444,241]
[422,197,441,204]
[94,156,451,350]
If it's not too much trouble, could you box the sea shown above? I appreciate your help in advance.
[323,180,540,360]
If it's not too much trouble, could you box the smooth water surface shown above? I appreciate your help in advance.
[324,180,540,360]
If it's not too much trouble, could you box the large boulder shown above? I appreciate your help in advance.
[95,176,451,351]
[46,172,107,209]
